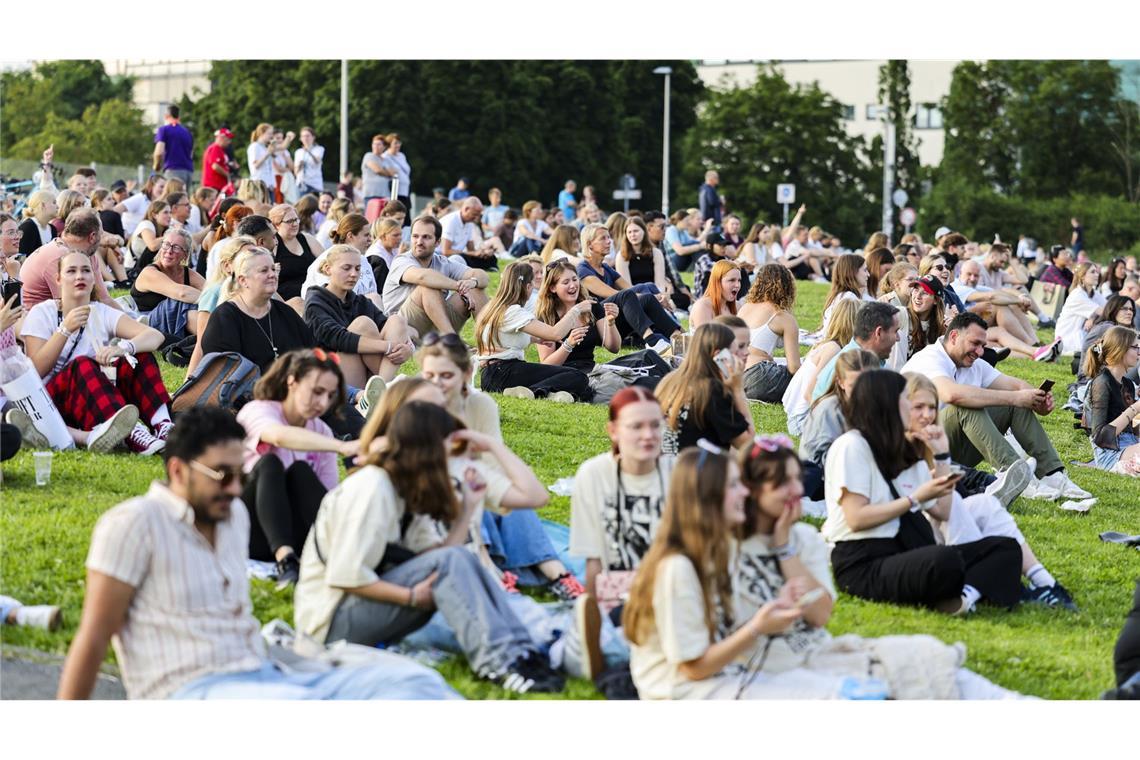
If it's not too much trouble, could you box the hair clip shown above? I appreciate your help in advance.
[695,438,724,468]
[751,433,795,457]
[312,347,341,365]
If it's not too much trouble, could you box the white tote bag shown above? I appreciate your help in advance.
[0,349,73,449]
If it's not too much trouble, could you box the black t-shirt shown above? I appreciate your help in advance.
[563,302,607,372]
[274,233,317,301]
[17,218,53,256]
[201,299,316,372]
[625,253,656,286]
[98,210,126,240]
[661,388,749,455]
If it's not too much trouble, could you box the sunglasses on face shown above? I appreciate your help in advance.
[930,264,948,272]
[189,460,243,486]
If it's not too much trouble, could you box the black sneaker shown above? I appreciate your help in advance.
[1022,582,1078,611]
[275,553,300,591]
[548,572,585,602]
[492,651,565,694]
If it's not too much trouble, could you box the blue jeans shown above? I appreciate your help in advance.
[170,657,458,699]
[1093,431,1138,470]
[481,511,559,585]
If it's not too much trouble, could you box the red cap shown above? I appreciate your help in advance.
[215,128,234,139]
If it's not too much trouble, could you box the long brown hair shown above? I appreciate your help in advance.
[624,448,736,645]
[475,260,534,355]
[619,216,653,261]
[535,259,591,326]
[739,440,798,535]
[656,322,735,431]
[822,254,866,318]
[371,401,463,523]
[252,349,347,410]
[1082,325,1137,380]
[864,247,895,300]
[908,285,946,355]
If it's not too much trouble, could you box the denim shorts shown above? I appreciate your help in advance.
[1093,431,1139,471]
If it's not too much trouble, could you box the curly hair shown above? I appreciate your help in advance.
[744,263,796,310]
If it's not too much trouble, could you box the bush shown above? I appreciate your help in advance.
[920,179,1140,259]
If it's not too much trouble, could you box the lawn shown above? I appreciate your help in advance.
[1,277,1138,699]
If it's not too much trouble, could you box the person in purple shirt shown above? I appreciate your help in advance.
[153,105,195,189]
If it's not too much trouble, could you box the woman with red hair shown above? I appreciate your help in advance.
[689,260,742,329]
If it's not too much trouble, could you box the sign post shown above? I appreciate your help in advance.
[613,174,640,213]
[776,183,796,227]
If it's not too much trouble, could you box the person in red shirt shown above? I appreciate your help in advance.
[202,128,235,192]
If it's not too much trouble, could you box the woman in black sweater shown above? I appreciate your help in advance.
[303,245,412,387]
[1082,325,1140,473]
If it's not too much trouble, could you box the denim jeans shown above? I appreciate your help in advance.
[481,510,558,585]
[325,545,535,677]
[170,657,458,699]
[1093,431,1138,471]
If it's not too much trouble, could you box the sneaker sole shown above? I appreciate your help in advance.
[47,607,62,632]
[503,387,535,400]
[575,594,604,681]
[547,391,575,403]
[5,408,51,449]
[990,461,1032,508]
[88,406,140,453]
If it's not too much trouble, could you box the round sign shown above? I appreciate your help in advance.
[892,188,909,208]
[899,207,917,226]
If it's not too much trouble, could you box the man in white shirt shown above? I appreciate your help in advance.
[901,312,1092,501]
[382,215,489,340]
[952,258,1044,353]
[57,406,455,700]
[440,197,501,270]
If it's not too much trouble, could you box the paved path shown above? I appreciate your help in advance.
[1,647,125,700]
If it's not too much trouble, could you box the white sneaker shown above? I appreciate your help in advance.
[503,386,535,400]
[355,375,386,418]
[86,405,139,453]
[648,339,672,357]
[547,391,575,403]
[15,604,62,631]
[985,460,1032,508]
[5,408,51,449]
[125,422,165,456]
[1038,471,1093,500]
[1020,479,1062,501]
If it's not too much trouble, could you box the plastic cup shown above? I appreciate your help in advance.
[33,451,53,486]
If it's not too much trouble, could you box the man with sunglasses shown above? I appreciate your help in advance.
[58,406,455,700]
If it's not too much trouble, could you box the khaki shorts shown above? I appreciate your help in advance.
[399,290,469,340]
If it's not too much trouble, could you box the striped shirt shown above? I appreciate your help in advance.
[86,481,266,699]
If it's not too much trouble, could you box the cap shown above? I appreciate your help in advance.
[706,232,728,248]
[215,127,234,139]
[109,179,127,192]
[915,274,945,298]
[934,226,952,240]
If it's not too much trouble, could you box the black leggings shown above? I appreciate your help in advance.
[243,455,327,562]
[480,359,591,401]
[604,288,679,342]
[831,535,1022,609]
[1116,580,1140,686]
[0,423,21,462]
[460,253,498,271]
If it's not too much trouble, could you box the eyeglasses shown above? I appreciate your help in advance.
[189,460,244,486]
[312,347,341,365]
[281,218,300,224]
[421,332,465,348]
[160,243,188,255]
[1,229,22,238]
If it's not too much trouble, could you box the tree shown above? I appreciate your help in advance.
[876,60,922,240]
[181,60,705,211]
[679,65,878,244]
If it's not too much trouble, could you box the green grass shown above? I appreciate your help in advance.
[2,278,1138,699]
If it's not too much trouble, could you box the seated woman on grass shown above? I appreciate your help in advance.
[21,251,172,456]
[303,244,413,387]
[737,263,801,403]
[689,260,742,330]
[187,235,257,373]
[294,400,568,694]
[656,322,754,455]
[534,259,622,376]
[511,200,552,257]
[615,217,672,304]
[822,369,1022,615]
[363,217,403,293]
[236,349,359,588]
[1082,325,1140,477]
[623,444,806,700]
[733,436,1027,699]
[128,199,171,274]
[782,298,860,436]
[303,213,383,310]
[819,254,872,335]
[540,224,583,266]
[577,223,678,356]
[474,260,593,402]
[129,228,204,341]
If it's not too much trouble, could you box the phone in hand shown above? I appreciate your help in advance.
[1039,379,1055,393]
[795,588,826,608]
[1,279,21,307]
[713,348,734,379]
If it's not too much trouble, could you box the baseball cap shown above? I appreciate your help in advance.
[706,232,728,248]
[215,127,234,139]
[915,274,945,298]
[934,226,952,240]
[109,179,127,192]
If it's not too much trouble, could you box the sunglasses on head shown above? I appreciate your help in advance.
[421,332,465,348]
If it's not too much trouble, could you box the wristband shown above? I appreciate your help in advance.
[120,340,136,356]
[407,587,415,607]
[774,543,797,561]
[56,325,73,338]
[933,452,951,461]
[906,494,918,510]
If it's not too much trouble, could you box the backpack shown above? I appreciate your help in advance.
[170,352,260,414]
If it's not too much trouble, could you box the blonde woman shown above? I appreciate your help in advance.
[18,190,58,255]
[474,260,592,401]
[782,298,860,436]
[187,235,258,373]
[539,224,582,266]
[236,178,273,216]
[364,217,403,288]
[1082,325,1140,474]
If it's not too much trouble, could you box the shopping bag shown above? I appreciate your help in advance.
[0,350,73,449]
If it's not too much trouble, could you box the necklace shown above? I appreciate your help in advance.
[239,295,277,358]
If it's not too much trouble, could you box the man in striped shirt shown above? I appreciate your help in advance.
[57,406,455,700]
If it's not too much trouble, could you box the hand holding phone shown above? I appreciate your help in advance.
[795,588,826,608]
[1039,379,1055,393]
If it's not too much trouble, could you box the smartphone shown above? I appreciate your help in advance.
[795,588,827,608]
[713,348,734,379]
[1039,379,1055,393]
[1,279,20,307]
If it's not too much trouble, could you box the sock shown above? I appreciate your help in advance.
[1026,563,1056,589]
[960,585,982,613]
[150,404,172,427]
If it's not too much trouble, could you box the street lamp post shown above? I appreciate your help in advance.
[340,59,349,181]
[653,66,672,216]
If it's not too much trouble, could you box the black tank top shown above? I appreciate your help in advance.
[626,253,656,286]
[131,265,190,313]
[274,233,316,301]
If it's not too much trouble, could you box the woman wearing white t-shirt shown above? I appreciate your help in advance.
[21,252,172,455]
[247,123,277,188]
[623,444,805,699]
[510,201,551,257]
[474,260,592,402]
[1055,262,1107,355]
[824,369,1022,614]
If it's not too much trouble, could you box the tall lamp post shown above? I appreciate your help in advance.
[339,59,349,181]
[653,66,672,216]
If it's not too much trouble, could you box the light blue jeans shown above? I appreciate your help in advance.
[1093,431,1139,471]
[170,657,459,700]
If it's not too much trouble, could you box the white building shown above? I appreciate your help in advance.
[695,60,959,167]
[102,59,212,126]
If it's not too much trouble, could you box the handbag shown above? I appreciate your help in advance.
[1029,280,1067,320]
[594,570,635,614]
[874,459,936,551]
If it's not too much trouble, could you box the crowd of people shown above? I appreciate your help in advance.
[1,124,1138,703]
